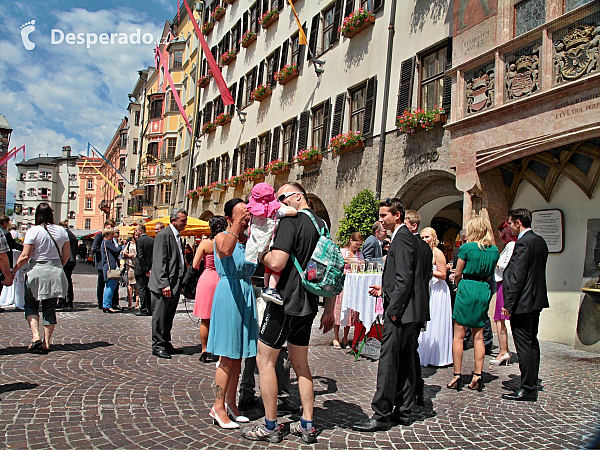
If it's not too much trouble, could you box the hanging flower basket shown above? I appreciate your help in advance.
[274,64,299,85]
[219,50,237,66]
[266,159,291,175]
[251,84,272,102]
[340,9,375,39]
[242,167,266,182]
[293,147,323,166]
[397,106,446,134]
[212,6,226,22]
[260,9,279,29]
[215,112,233,126]
[241,30,257,48]
[329,131,365,156]
[227,175,244,187]
[202,21,214,35]
[202,122,217,134]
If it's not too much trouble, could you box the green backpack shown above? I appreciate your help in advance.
[290,210,346,298]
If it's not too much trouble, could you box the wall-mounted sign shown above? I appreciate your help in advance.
[532,209,563,253]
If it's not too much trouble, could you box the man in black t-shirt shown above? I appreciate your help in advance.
[241,182,335,445]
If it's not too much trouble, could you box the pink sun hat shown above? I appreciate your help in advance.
[246,182,281,217]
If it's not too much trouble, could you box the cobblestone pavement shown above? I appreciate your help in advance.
[0,265,598,449]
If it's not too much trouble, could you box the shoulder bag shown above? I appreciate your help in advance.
[43,224,63,262]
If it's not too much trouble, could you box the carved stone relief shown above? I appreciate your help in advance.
[554,23,600,84]
[505,47,540,100]
[466,63,495,113]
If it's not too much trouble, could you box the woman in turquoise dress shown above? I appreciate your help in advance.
[447,216,499,393]
[207,198,258,430]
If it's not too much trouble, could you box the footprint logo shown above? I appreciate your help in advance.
[20,20,36,50]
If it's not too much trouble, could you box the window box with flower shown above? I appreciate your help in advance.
[396,106,446,134]
[215,112,233,126]
[212,5,226,22]
[251,84,272,102]
[197,71,212,88]
[227,175,244,187]
[266,159,291,175]
[219,49,237,66]
[260,9,279,29]
[329,131,365,156]
[209,181,226,192]
[340,9,375,39]
[241,30,257,48]
[186,189,199,199]
[274,64,299,85]
[293,147,323,166]
[242,167,266,182]
[202,21,214,35]
[202,122,217,134]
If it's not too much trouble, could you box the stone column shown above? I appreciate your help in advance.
[479,167,510,246]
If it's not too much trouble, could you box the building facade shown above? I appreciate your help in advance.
[101,117,128,223]
[14,146,80,229]
[0,114,12,215]
[76,157,105,231]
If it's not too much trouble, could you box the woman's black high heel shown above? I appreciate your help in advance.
[468,373,484,392]
[447,373,462,391]
[199,352,210,363]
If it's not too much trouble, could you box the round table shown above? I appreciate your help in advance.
[341,273,383,329]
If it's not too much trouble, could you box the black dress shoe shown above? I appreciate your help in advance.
[152,349,171,359]
[165,346,184,354]
[390,411,411,426]
[352,418,391,432]
[414,393,424,407]
[502,388,537,402]
[485,345,494,356]
[238,396,260,411]
[135,311,151,316]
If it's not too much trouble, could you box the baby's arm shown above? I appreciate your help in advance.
[279,203,297,216]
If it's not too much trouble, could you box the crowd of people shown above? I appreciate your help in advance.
[2,180,550,443]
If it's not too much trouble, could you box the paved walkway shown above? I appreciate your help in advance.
[0,266,598,449]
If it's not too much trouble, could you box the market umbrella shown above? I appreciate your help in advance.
[145,216,210,237]
[116,224,136,236]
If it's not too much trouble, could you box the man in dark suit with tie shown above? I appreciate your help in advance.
[362,221,386,262]
[502,208,549,402]
[149,209,188,359]
[134,223,154,317]
[353,198,432,432]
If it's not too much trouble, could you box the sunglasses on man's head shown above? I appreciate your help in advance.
[278,191,301,202]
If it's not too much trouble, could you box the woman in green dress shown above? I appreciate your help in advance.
[447,216,499,392]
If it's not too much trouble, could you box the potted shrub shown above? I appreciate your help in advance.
[397,106,446,134]
[219,49,237,66]
[329,131,365,156]
[251,84,273,102]
[260,9,279,29]
[202,122,217,134]
[293,147,323,166]
[212,5,226,21]
[215,112,233,126]
[241,30,257,48]
[340,9,375,39]
[266,159,291,175]
[201,21,214,35]
[274,63,299,85]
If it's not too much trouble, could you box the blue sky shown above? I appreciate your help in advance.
[0,0,178,207]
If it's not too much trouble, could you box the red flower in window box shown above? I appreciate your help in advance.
[340,9,375,39]
[215,112,233,126]
[197,74,211,88]
[219,50,237,66]
[227,175,244,187]
[329,131,365,156]
[293,147,323,166]
[396,106,446,134]
[241,30,257,48]
[266,159,291,175]
[202,122,217,134]
[212,6,226,22]
[259,9,279,29]
[251,84,273,102]
[274,64,299,85]
[201,21,214,35]
[242,167,266,182]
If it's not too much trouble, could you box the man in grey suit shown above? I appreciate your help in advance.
[362,221,386,262]
[149,209,188,359]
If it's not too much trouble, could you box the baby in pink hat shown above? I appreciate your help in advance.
[246,182,297,304]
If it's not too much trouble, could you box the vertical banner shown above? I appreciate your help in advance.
[288,0,308,45]
[160,55,194,134]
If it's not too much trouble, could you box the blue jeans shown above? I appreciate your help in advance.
[103,279,118,309]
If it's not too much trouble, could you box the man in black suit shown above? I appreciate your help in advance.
[149,209,188,359]
[134,224,154,317]
[353,198,432,432]
[92,219,116,309]
[59,221,78,309]
[502,208,549,402]
[362,221,386,262]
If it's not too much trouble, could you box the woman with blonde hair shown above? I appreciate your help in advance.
[447,216,499,392]
[418,227,453,367]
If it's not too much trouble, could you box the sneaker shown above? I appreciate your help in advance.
[241,420,284,443]
[290,420,317,444]
[262,287,284,305]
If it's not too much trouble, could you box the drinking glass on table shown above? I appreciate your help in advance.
[367,262,374,273]
[358,260,365,273]
[351,262,358,273]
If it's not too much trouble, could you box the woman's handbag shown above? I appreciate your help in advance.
[103,241,122,280]
[181,260,204,299]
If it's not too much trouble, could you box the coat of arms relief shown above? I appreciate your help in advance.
[554,23,600,84]
[505,47,540,100]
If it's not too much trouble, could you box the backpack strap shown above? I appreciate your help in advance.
[298,209,329,238]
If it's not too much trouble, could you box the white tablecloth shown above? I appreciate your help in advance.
[341,273,382,329]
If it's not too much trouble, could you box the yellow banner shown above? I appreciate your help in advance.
[288,0,308,45]
[82,160,122,195]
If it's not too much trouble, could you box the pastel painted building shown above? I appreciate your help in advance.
[76,157,105,231]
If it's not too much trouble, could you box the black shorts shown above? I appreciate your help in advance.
[259,302,317,349]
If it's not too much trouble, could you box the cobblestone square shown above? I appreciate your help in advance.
[0,266,598,449]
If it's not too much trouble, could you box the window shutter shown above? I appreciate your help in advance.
[280,40,289,70]
[278,0,284,10]
[265,131,271,164]
[254,7,261,31]
[229,83,237,115]
[242,11,248,34]
[396,57,415,118]
[297,111,310,151]
[271,126,281,161]
[237,77,245,109]
[258,60,265,86]
[288,117,298,162]
[298,23,307,65]
[262,0,269,15]
[225,32,230,50]
[249,138,257,169]
[308,14,320,60]
[234,21,241,52]
[252,66,258,90]
[272,48,280,84]
[344,0,354,17]
[373,0,384,13]
[320,98,332,150]
[205,102,213,124]
[214,158,220,181]
[331,92,346,137]
[332,0,343,45]
[232,148,238,176]
[362,76,377,137]
[442,39,453,117]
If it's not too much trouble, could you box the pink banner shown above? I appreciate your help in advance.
[183,0,234,105]
[161,56,193,135]
[0,145,25,167]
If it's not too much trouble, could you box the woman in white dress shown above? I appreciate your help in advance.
[0,249,26,310]
[418,227,453,367]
